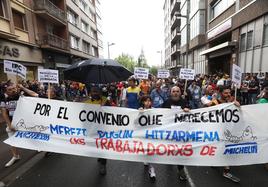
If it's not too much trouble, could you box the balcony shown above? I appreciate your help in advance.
[38,33,68,51]
[171,28,181,43]
[171,0,180,16]
[34,0,66,25]
[171,14,180,29]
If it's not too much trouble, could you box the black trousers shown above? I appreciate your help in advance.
[98,158,107,165]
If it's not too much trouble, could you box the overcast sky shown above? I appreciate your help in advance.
[101,0,164,67]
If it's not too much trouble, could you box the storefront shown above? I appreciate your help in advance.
[0,39,43,81]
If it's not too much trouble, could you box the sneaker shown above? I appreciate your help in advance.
[99,163,106,175]
[148,165,156,181]
[178,169,187,181]
[0,181,5,187]
[223,171,240,183]
[144,162,149,167]
[5,155,20,167]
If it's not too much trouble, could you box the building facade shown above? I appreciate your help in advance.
[164,0,268,75]
[0,0,102,81]
[164,0,182,76]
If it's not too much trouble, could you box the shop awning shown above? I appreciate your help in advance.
[200,42,237,56]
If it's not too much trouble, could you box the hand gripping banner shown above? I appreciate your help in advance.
[4,97,268,166]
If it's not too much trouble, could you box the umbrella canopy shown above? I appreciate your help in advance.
[63,58,133,84]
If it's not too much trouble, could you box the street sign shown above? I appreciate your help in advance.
[4,60,27,79]
[157,69,170,79]
[38,69,59,84]
[179,68,195,80]
[232,64,242,87]
[134,67,149,79]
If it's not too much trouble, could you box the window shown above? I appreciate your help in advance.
[70,35,79,49]
[89,9,95,22]
[91,46,98,57]
[246,31,253,50]
[210,0,235,20]
[81,20,88,33]
[12,9,27,31]
[79,0,87,12]
[67,9,78,26]
[82,40,90,54]
[240,33,246,51]
[0,0,7,18]
[90,28,97,40]
[263,24,268,46]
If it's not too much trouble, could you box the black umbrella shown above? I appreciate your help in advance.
[63,58,133,84]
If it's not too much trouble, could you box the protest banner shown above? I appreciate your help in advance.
[134,67,149,79]
[4,60,27,79]
[38,69,59,84]
[5,97,268,166]
[157,69,170,79]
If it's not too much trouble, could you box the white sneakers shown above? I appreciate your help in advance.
[0,181,5,187]
[5,155,20,168]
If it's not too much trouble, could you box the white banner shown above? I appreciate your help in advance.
[157,69,170,79]
[179,68,195,80]
[4,60,27,79]
[5,97,268,166]
[38,69,59,84]
[232,64,242,87]
[134,67,149,79]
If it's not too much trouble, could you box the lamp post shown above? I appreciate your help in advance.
[107,42,115,59]
[157,50,163,68]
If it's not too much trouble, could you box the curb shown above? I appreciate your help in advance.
[2,152,45,187]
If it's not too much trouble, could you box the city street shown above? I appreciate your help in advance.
[4,152,268,187]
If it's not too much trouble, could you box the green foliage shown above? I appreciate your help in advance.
[150,66,158,76]
[115,53,137,72]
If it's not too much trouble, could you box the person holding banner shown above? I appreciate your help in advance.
[84,86,109,175]
[150,80,168,108]
[214,86,241,183]
[0,81,38,167]
[162,86,190,181]
[125,77,140,109]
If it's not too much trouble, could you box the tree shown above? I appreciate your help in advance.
[115,53,136,72]
[150,66,158,76]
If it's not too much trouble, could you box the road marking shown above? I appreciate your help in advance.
[185,167,196,187]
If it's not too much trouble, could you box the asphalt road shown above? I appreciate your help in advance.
[7,153,268,187]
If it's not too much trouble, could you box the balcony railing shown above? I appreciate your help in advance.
[34,0,66,22]
[38,33,68,50]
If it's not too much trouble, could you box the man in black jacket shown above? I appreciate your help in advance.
[162,86,190,181]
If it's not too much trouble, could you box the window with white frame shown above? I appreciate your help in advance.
[70,34,79,50]
[79,0,87,12]
[81,20,88,33]
[89,8,95,22]
[90,28,97,40]
[67,8,78,26]
[210,0,235,20]
[91,46,98,57]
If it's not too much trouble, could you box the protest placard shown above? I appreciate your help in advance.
[179,68,195,80]
[4,60,27,79]
[38,69,59,84]
[134,67,149,79]
[157,69,170,79]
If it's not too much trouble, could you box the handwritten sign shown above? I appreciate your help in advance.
[179,68,195,80]
[134,67,149,79]
[38,69,59,84]
[4,60,27,79]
